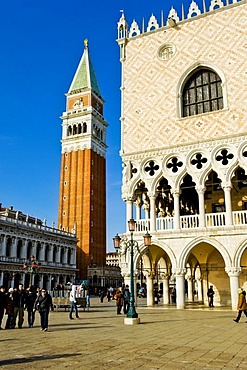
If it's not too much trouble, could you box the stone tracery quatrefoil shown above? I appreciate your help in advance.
[191,153,207,169]
[144,161,159,176]
[131,163,137,176]
[167,157,183,173]
[215,149,234,166]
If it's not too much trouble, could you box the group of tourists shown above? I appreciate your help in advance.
[114,285,130,315]
[0,284,53,331]
[98,285,131,314]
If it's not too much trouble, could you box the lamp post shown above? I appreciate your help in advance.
[113,219,152,325]
[23,255,41,288]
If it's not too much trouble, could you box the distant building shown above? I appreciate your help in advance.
[0,204,77,290]
[58,39,108,279]
[106,252,120,267]
[87,258,123,292]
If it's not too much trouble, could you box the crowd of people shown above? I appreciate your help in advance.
[0,284,53,331]
[2,282,246,327]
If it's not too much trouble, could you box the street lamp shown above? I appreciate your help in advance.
[23,255,41,287]
[113,219,152,325]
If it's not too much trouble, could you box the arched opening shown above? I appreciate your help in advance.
[182,68,223,117]
[185,242,230,306]
[67,248,71,265]
[133,180,149,229]
[43,275,48,290]
[231,167,247,225]
[16,240,22,258]
[205,170,225,226]
[180,174,199,215]
[53,246,57,262]
[60,248,64,263]
[83,122,87,133]
[3,272,10,290]
[36,243,41,261]
[67,125,72,136]
[6,237,12,257]
[27,241,32,259]
[156,177,173,217]
[136,244,173,306]
[34,274,40,289]
[44,244,49,261]
[14,273,21,288]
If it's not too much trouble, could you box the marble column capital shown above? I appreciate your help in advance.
[225,267,241,277]
[175,268,186,277]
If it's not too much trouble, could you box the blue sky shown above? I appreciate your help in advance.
[0,0,196,251]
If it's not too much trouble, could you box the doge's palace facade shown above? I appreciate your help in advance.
[117,0,247,309]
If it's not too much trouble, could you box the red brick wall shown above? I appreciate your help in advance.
[58,149,106,278]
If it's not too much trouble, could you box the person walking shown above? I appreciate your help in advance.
[13,283,26,328]
[207,285,215,307]
[5,288,15,329]
[0,285,7,330]
[34,288,54,331]
[86,286,91,309]
[69,285,79,319]
[123,285,130,314]
[25,286,37,328]
[115,288,123,315]
[99,290,105,303]
[233,288,247,323]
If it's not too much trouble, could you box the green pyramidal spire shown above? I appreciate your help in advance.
[68,39,101,97]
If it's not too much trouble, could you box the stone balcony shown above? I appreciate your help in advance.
[134,210,247,233]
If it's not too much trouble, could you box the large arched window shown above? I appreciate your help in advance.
[182,68,223,117]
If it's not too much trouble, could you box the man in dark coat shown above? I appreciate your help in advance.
[123,285,130,314]
[13,283,26,328]
[34,288,53,331]
[207,285,215,307]
[25,286,37,328]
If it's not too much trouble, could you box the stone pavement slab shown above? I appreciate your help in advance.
[1,298,247,369]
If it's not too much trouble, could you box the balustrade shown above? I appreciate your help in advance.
[134,210,247,232]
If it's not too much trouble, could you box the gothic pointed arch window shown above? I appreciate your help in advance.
[182,68,223,117]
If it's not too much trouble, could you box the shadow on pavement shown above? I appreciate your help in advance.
[0,353,81,366]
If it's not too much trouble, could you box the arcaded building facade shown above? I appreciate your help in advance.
[117,0,247,309]
[0,206,77,290]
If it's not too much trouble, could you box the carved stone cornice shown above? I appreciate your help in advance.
[121,135,247,162]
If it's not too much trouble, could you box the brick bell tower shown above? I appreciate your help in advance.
[58,39,108,279]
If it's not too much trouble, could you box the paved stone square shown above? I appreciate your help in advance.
[1,298,247,369]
